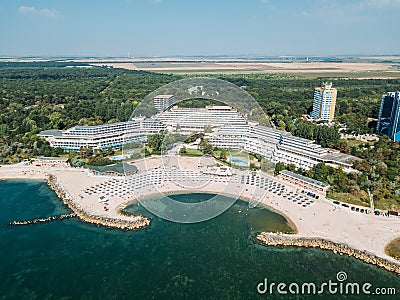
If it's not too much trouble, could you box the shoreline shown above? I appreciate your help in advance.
[256,232,400,276]
[1,161,399,275]
[46,175,150,230]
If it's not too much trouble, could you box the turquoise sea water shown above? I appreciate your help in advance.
[0,180,399,299]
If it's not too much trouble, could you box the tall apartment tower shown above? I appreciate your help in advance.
[377,92,400,142]
[312,82,337,122]
[153,95,174,113]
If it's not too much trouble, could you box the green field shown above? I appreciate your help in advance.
[157,70,400,79]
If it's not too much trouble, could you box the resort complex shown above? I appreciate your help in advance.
[2,75,400,298]
[39,100,359,171]
[10,81,400,281]
[3,0,400,296]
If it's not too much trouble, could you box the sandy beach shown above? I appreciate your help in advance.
[1,157,400,271]
[0,163,48,180]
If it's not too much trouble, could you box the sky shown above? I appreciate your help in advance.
[0,0,399,57]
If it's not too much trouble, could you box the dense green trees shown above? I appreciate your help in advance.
[67,147,115,167]
[295,121,340,147]
[184,132,204,144]
[0,66,179,163]
[199,139,213,155]
[145,132,186,155]
[146,132,167,155]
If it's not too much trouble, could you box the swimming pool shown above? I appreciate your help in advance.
[110,152,132,161]
[228,157,250,167]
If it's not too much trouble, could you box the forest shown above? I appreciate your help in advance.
[1,63,399,209]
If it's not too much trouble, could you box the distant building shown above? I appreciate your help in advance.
[153,95,174,112]
[312,82,337,122]
[377,92,400,141]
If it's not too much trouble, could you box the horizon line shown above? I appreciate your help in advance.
[1,54,400,60]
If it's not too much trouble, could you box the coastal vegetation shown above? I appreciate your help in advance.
[1,63,400,209]
[385,238,400,261]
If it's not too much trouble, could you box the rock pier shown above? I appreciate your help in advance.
[256,232,400,276]
[46,175,150,230]
[8,213,76,227]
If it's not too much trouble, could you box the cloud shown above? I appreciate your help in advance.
[310,0,400,10]
[18,6,59,18]
[359,0,400,9]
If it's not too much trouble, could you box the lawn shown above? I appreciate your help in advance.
[180,148,204,157]
[328,191,370,207]
[373,196,400,211]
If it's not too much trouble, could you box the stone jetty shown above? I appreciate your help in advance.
[8,214,76,227]
[256,232,400,276]
[46,175,150,230]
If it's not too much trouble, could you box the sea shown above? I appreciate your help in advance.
[0,180,399,299]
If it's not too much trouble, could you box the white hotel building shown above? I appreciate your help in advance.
[209,121,357,170]
[312,82,337,122]
[39,120,165,151]
[39,104,359,170]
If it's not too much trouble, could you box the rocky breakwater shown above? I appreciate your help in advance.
[256,232,400,276]
[8,214,76,227]
[46,175,150,230]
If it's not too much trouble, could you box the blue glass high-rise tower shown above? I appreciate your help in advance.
[376,92,400,141]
